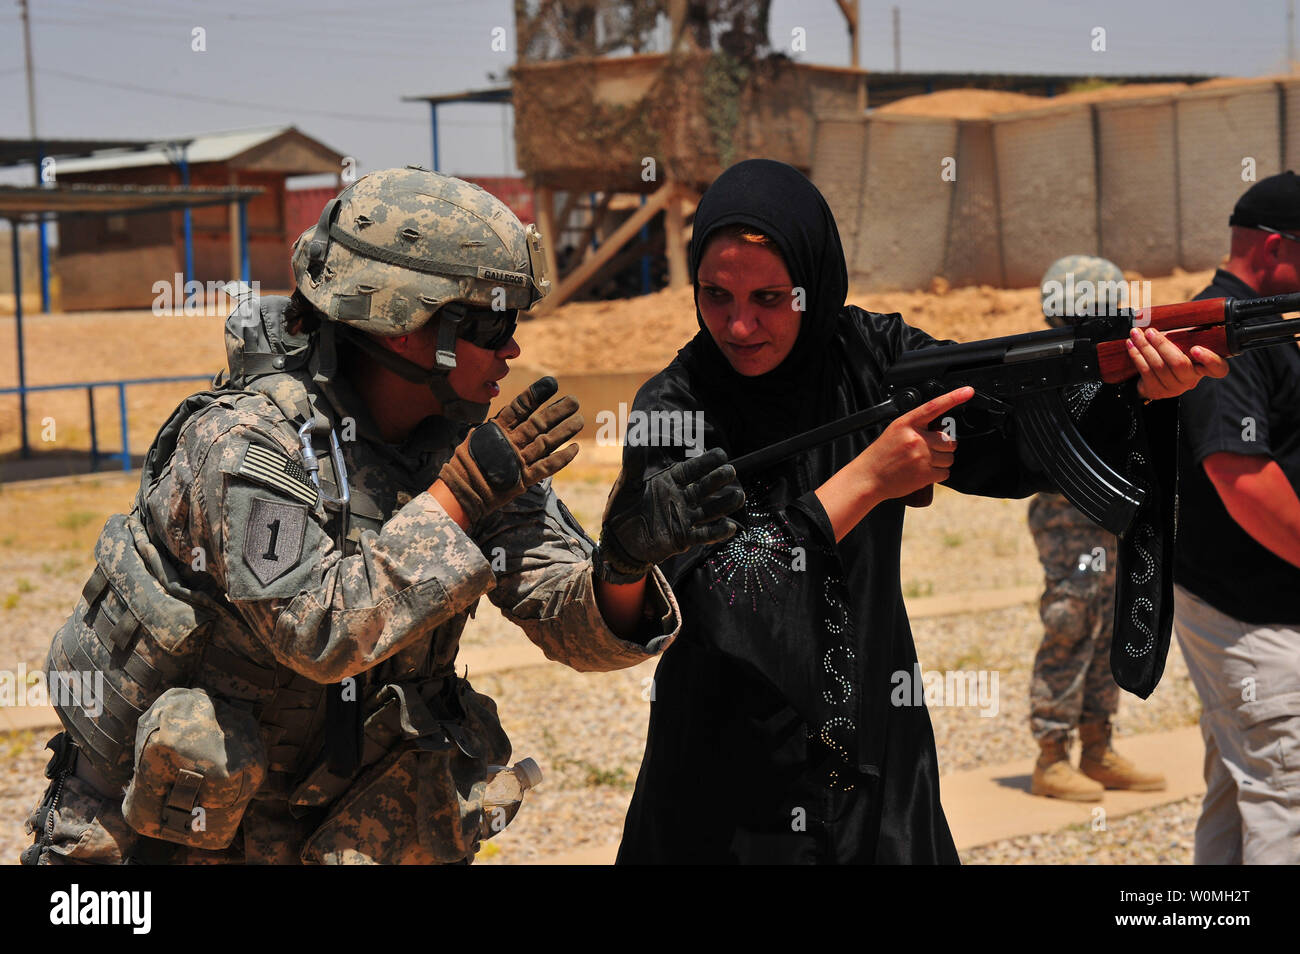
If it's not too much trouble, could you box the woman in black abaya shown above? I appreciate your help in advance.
[613,159,1226,864]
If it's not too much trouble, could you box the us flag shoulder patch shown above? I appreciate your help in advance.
[236,442,320,508]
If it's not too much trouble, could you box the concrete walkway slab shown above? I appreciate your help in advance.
[0,703,59,733]
[942,724,1204,850]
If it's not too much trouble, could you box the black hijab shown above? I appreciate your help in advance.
[679,159,850,457]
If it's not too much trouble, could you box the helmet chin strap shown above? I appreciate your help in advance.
[335,323,490,425]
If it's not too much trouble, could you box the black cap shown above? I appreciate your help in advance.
[1229,171,1300,231]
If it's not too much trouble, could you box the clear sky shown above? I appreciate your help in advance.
[0,0,1293,184]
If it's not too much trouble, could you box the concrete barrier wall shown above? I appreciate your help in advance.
[943,120,1003,287]
[1096,95,1181,276]
[816,80,1292,290]
[993,105,1097,288]
[1284,79,1300,168]
[1176,83,1281,271]
[852,115,958,290]
[811,116,870,272]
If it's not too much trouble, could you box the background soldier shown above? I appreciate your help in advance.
[22,167,742,864]
[1028,255,1167,801]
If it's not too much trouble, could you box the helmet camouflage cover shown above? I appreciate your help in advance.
[1039,255,1128,329]
[291,165,550,336]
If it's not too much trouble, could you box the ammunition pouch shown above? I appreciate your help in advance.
[298,678,510,864]
[122,687,267,850]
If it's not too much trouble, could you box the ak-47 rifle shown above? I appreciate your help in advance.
[729,291,1300,698]
[732,292,1300,535]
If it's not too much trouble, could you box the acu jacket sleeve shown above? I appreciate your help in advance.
[473,479,681,673]
[147,393,496,684]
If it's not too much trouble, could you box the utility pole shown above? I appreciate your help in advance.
[20,0,37,144]
[1290,0,1296,70]
[892,5,901,73]
[19,0,51,313]
[834,0,861,68]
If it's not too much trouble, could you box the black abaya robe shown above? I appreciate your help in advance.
[614,306,1151,864]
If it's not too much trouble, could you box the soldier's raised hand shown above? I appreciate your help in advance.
[596,448,746,583]
[438,376,583,526]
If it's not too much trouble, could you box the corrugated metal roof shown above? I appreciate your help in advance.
[0,183,265,222]
[55,126,291,174]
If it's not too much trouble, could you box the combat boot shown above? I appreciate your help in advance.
[1031,735,1103,801]
[1079,721,1166,791]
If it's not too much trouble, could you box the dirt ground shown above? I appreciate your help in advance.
[0,468,1199,865]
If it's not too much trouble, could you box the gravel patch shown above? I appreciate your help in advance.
[962,795,1199,864]
[917,605,1200,777]
[900,488,1042,597]
[468,661,654,865]
[0,730,56,865]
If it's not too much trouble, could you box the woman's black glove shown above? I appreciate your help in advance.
[595,448,745,583]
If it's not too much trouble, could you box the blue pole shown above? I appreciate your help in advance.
[239,199,250,284]
[11,219,29,458]
[430,103,440,172]
[87,385,98,470]
[179,146,194,285]
[117,382,129,471]
[639,194,651,295]
[36,144,50,313]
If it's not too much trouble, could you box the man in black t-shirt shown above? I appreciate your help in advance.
[1174,171,1300,864]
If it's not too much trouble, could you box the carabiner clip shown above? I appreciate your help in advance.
[298,420,352,552]
[297,420,351,507]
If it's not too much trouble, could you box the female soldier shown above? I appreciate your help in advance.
[612,159,1226,864]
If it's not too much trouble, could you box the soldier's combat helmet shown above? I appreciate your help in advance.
[1040,255,1128,329]
[290,165,551,422]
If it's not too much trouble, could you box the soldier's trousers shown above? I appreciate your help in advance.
[1029,574,1120,742]
[1173,584,1300,865]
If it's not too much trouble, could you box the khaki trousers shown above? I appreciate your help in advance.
[1173,584,1300,864]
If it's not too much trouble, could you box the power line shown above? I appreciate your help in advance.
[39,67,505,127]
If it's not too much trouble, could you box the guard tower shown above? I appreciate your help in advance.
[509,1,866,310]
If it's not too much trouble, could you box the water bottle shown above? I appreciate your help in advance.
[480,758,543,838]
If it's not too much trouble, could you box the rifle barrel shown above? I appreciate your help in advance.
[1231,313,1300,351]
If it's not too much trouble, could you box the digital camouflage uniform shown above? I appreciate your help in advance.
[1027,255,1164,799]
[1027,492,1118,742]
[22,168,684,864]
[1028,255,1128,746]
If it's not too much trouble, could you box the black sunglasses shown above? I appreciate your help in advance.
[1252,224,1300,244]
[443,303,518,350]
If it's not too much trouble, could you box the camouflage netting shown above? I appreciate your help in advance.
[515,0,771,62]
[513,52,861,192]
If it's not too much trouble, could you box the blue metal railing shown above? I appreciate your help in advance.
[0,375,212,471]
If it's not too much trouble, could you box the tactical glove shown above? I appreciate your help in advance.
[438,376,583,526]
[596,448,746,583]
